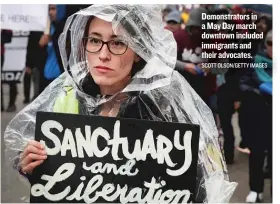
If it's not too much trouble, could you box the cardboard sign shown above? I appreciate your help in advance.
[1,5,48,31]
[2,31,29,83]
[30,112,200,203]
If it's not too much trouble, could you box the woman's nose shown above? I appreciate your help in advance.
[98,44,111,61]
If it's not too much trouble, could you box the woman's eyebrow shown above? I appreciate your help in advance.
[89,32,118,38]
[89,32,102,37]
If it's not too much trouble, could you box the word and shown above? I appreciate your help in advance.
[82,160,139,176]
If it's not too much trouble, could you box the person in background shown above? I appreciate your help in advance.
[162,6,172,26]
[234,14,272,153]
[212,8,239,164]
[1,29,17,112]
[239,30,272,203]
[164,10,182,33]
[217,65,246,164]
[174,7,226,106]
[23,31,47,103]
[215,7,271,165]
[181,6,190,24]
[238,15,272,58]
[39,4,66,93]
[173,7,209,99]
[174,8,239,159]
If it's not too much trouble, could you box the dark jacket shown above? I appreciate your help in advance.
[173,29,208,100]
[51,19,66,74]
[1,29,13,55]
[51,5,91,74]
[25,31,47,70]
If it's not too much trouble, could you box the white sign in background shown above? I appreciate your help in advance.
[1,5,48,82]
[1,31,29,82]
[3,31,29,72]
[1,4,48,31]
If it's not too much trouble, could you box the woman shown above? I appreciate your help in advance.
[4,5,236,203]
[239,30,272,203]
[39,4,67,92]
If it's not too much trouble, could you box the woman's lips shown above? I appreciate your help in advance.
[94,66,113,73]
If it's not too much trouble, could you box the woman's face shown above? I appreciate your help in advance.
[256,19,268,33]
[166,21,181,33]
[85,17,139,87]
[49,5,57,22]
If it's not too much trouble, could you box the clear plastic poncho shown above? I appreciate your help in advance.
[4,4,237,203]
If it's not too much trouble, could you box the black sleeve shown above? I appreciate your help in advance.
[25,31,46,69]
[25,32,36,68]
[175,60,186,72]
[1,30,12,44]
[223,68,248,101]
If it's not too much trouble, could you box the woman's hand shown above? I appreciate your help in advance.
[20,140,47,174]
[184,63,198,75]
[39,34,50,47]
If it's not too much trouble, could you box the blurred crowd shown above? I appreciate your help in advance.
[163,4,272,203]
[1,4,272,203]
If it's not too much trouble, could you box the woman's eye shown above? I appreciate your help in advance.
[111,41,125,47]
[89,38,101,45]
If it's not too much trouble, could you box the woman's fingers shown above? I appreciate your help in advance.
[22,160,44,174]
[21,142,46,160]
[28,140,45,150]
[24,153,47,163]
[20,140,47,173]
[20,153,47,169]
